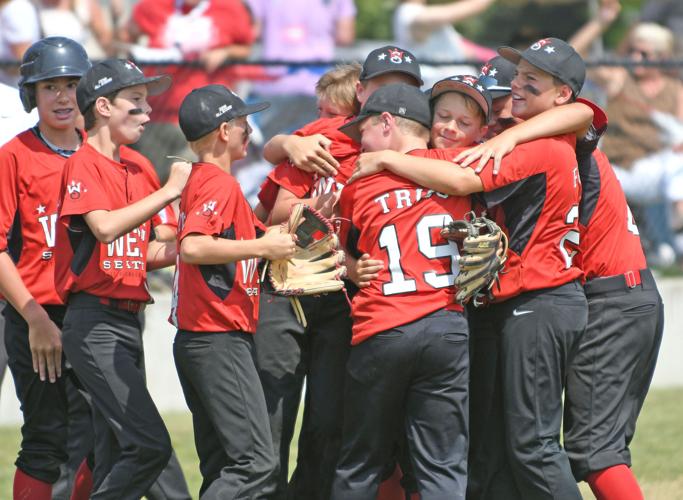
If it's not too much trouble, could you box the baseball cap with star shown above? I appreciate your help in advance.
[498,37,585,98]
[359,45,423,86]
[77,58,171,113]
[430,75,492,122]
[478,56,516,99]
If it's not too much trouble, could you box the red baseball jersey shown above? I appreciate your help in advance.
[120,146,178,231]
[55,143,158,302]
[0,129,67,305]
[257,115,360,210]
[339,149,470,345]
[170,162,265,333]
[475,134,583,301]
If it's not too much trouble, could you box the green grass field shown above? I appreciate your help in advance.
[1,387,682,499]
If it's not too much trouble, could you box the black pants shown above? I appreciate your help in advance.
[331,309,470,500]
[253,293,309,499]
[61,293,172,500]
[0,300,7,389]
[564,270,664,481]
[287,291,353,500]
[467,281,587,500]
[174,330,276,499]
[4,303,69,484]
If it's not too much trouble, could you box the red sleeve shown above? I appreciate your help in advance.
[477,135,576,191]
[0,146,19,252]
[268,162,314,199]
[180,173,238,241]
[59,158,112,218]
[295,116,360,159]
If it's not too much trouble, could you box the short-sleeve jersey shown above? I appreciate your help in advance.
[55,143,158,302]
[170,162,264,333]
[475,134,583,301]
[257,115,360,211]
[0,129,67,305]
[339,149,470,345]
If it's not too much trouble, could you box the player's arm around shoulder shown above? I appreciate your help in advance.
[349,149,483,197]
[83,160,191,244]
[263,132,340,177]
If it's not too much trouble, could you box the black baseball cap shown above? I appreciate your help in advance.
[478,56,516,99]
[430,75,492,122]
[77,59,171,113]
[179,84,269,142]
[360,45,423,86]
[498,37,585,97]
[339,83,431,143]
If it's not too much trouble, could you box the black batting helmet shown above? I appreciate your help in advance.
[19,37,91,112]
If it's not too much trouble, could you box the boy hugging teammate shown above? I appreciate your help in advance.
[332,83,473,500]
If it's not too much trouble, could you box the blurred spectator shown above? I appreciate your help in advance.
[393,0,497,87]
[0,82,38,145]
[35,0,114,59]
[246,0,356,141]
[120,0,255,180]
[640,0,683,52]
[573,18,683,265]
[0,0,40,86]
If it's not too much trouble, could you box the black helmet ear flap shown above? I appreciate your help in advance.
[19,84,35,113]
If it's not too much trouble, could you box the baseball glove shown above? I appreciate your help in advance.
[441,212,508,304]
[267,204,346,325]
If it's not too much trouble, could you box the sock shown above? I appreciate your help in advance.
[70,459,93,500]
[13,468,52,500]
[586,464,644,500]
[377,466,405,500]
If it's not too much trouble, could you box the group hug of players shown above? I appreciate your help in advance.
[0,32,663,500]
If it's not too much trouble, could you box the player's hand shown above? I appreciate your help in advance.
[350,253,383,288]
[27,313,63,383]
[165,161,192,198]
[597,0,621,26]
[314,191,341,218]
[284,134,339,177]
[260,229,297,260]
[347,151,394,184]
[454,132,517,175]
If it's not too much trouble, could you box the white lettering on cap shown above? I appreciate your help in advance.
[94,77,112,90]
[215,104,233,117]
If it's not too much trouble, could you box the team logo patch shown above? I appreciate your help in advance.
[379,48,412,65]
[215,104,232,117]
[198,200,217,217]
[530,38,552,51]
[124,60,143,74]
[479,63,492,77]
[67,180,85,199]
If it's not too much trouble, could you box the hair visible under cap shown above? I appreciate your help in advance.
[433,92,487,126]
[369,114,430,140]
[316,63,362,116]
[630,22,675,57]
[82,90,120,131]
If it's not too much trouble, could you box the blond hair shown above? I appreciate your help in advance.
[316,63,362,116]
[630,23,675,57]
[369,114,430,141]
[433,92,487,126]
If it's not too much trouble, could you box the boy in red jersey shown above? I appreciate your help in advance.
[456,41,664,500]
[331,82,474,499]
[171,84,295,498]
[0,36,91,500]
[54,58,191,499]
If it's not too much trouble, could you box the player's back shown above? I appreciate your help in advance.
[340,150,471,345]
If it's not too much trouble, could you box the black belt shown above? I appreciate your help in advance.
[584,269,655,297]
